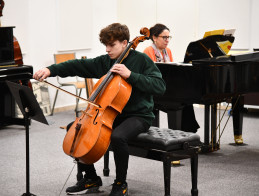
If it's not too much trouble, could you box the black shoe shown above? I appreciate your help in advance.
[109,180,128,196]
[66,176,102,195]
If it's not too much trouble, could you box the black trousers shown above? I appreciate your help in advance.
[172,105,200,133]
[67,116,150,183]
[153,105,199,133]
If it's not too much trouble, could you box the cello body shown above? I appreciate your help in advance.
[63,74,132,164]
[13,36,23,65]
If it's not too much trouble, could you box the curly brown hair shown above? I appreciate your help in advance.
[99,23,130,45]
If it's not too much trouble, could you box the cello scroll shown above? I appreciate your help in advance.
[131,27,150,49]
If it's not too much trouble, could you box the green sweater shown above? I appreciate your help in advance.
[48,50,166,125]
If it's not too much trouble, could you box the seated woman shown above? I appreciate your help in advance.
[143,24,173,63]
[144,23,200,134]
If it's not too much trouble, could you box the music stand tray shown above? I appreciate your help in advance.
[6,81,48,196]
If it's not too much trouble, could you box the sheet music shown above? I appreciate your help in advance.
[223,29,236,36]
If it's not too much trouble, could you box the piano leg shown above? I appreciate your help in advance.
[167,110,182,130]
[0,84,27,126]
[153,106,199,133]
[203,104,219,152]
[232,96,244,144]
[167,106,199,132]
[152,108,160,127]
[211,103,219,150]
[180,105,200,133]
[152,109,183,130]
[204,105,210,146]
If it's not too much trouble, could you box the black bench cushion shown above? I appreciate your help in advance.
[128,126,200,151]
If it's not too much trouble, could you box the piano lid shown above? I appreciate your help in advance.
[184,34,235,63]
[192,51,259,66]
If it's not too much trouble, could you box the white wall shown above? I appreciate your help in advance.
[156,0,199,62]
[117,0,157,54]
[251,0,259,49]
[2,0,29,53]
[118,0,258,61]
[2,0,118,109]
[56,0,93,51]
[2,0,259,110]
[198,0,251,49]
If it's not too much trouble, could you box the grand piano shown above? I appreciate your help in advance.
[0,26,33,126]
[153,34,259,151]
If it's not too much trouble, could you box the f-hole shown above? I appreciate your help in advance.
[93,109,99,125]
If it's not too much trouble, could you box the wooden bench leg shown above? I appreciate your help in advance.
[191,155,198,196]
[103,151,110,176]
[163,156,171,196]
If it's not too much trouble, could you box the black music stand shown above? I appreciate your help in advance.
[6,81,48,196]
[184,35,235,63]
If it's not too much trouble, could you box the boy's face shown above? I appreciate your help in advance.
[106,40,127,59]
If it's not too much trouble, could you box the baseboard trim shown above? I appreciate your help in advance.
[52,103,88,114]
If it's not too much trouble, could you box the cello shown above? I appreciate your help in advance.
[63,27,150,164]
[13,36,24,65]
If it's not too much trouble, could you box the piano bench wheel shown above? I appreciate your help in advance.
[234,135,243,145]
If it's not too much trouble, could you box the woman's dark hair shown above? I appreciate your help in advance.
[149,23,170,41]
[99,23,130,45]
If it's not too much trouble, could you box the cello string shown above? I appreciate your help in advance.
[87,46,131,102]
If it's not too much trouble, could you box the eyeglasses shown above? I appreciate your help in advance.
[158,36,172,41]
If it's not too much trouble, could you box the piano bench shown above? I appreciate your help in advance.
[103,126,201,196]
